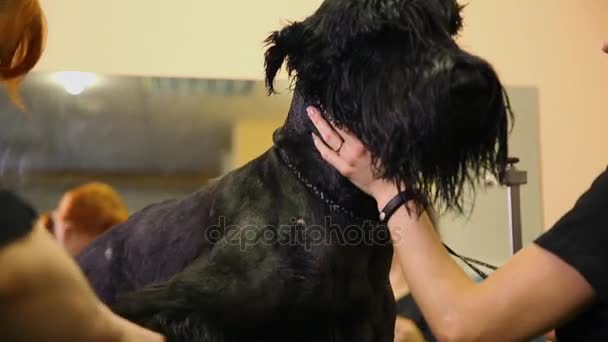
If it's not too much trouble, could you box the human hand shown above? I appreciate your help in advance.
[307,106,401,208]
[99,304,165,342]
[394,317,426,342]
[603,41,608,54]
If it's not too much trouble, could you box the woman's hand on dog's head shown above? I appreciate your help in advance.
[307,106,402,209]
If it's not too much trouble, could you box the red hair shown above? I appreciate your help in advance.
[56,182,129,236]
[0,0,46,108]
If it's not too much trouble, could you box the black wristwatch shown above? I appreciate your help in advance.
[0,190,38,249]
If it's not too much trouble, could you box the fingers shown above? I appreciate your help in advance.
[603,41,608,54]
[311,133,353,176]
[307,105,372,170]
[327,120,359,146]
[310,107,359,147]
[331,125,369,167]
[307,106,343,151]
[307,106,368,158]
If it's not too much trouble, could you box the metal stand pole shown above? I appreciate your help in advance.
[500,157,528,255]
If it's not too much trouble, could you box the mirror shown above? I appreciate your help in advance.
[0,72,542,268]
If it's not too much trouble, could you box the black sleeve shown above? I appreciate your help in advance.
[396,294,436,341]
[0,190,38,249]
[536,169,608,300]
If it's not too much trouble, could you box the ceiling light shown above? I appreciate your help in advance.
[52,71,98,95]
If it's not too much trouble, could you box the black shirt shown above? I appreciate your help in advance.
[536,168,608,341]
[396,294,436,342]
[0,190,37,248]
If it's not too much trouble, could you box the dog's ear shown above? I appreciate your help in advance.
[264,22,305,94]
[446,2,465,36]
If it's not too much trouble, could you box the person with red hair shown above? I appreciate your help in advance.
[0,0,45,108]
[0,1,164,341]
[52,182,129,256]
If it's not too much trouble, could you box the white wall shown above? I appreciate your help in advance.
[37,0,608,228]
[456,1,608,227]
[37,0,322,79]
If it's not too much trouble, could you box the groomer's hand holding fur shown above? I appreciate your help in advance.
[308,106,399,208]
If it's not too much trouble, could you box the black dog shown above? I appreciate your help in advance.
[77,0,511,341]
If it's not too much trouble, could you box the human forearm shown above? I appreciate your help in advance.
[382,195,592,341]
[1,224,120,341]
[378,195,478,340]
[0,224,164,342]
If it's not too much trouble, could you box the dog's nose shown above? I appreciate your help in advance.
[445,53,506,136]
[450,60,490,99]
[449,56,497,119]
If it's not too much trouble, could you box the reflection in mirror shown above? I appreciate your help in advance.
[0,73,543,271]
[0,72,291,213]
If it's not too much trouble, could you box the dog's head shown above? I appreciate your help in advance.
[265,0,511,211]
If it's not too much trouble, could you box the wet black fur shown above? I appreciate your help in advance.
[265,0,511,211]
[77,0,511,341]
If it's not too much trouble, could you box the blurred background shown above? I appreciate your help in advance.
[1,0,607,267]
[0,74,290,211]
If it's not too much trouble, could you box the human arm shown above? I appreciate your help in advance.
[382,207,592,341]
[0,192,164,342]
[0,222,165,342]
[307,106,595,341]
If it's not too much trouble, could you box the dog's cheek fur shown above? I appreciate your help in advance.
[393,52,510,212]
[349,46,511,212]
